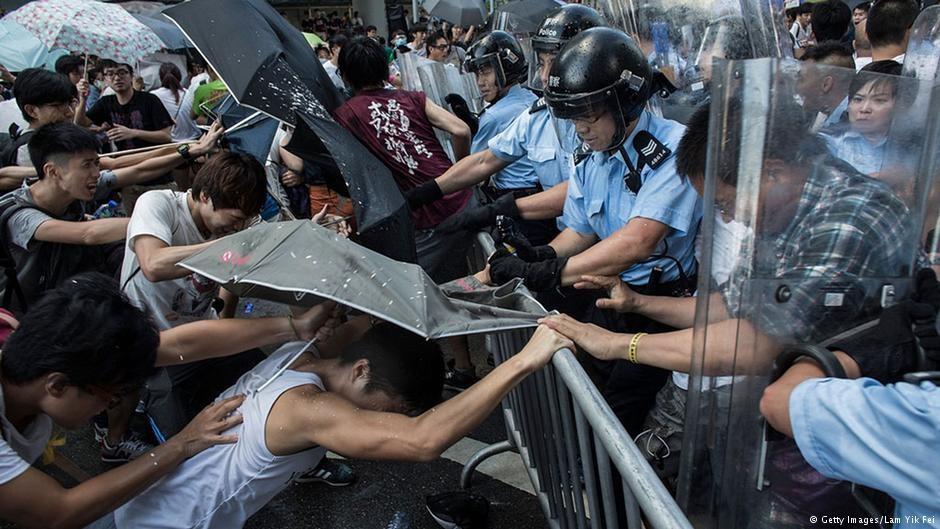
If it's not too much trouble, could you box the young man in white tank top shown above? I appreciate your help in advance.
[112,320,572,529]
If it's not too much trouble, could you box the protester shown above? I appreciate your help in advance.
[75,62,173,152]
[333,36,479,388]
[408,28,427,51]
[150,63,187,129]
[3,69,76,170]
[810,0,852,43]
[322,33,348,91]
[867,0,920,63]
[424,30,466,68]
[0,122,223,315]
[854,16,874,70]
[0,272,342,529]
[109,321,571,529]
[53,55,85,86]
[434,5,607,244]
[790,2,814,52]
[853,1,870,28]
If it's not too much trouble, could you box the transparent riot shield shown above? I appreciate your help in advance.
[676,58,934,529]
[903,5,940,81]
[396,51,429,92]
[601,0,792,123]
[416,60,482,160]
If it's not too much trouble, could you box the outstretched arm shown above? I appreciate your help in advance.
[270,326,572,460]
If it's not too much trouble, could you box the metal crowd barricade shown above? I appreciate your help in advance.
[463,232,693,529]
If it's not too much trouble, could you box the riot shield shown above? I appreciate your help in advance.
[416,60,482,160]
[601,0,792,123]
[676,58,934,529]
[903,5,940,80]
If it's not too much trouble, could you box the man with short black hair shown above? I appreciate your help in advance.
[1,122,222,314]
[791,2,815,50]
[322,33,348,90]
[0,272,341,529]
[797,41,856,130]
[75,62,173,152]
[110,321,572,529]
[810,0,852,43]
[867,0,920,63]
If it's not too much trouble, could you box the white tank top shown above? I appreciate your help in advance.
[115,342,327,529]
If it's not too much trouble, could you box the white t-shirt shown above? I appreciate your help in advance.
[115,342,327,529]
[171,73,209,141]
[0,382,54,486]
[150,86,187,124]
[321,61,345,90]
[120,190,218,330]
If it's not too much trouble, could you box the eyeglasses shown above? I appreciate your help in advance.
[43,99,79,111]
[105,69,131,78]
[429,43,450,51]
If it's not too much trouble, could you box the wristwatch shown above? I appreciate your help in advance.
[177,143,192,160]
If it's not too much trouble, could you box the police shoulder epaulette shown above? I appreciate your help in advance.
[573,145,591,165]
[529,97,547,114]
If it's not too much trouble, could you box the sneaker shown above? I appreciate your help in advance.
[444,360,479,391]
[294,458,356,486]
[101,433,154,463]
[92,414,108,443]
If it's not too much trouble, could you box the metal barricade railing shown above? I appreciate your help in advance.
[463,232,693,529]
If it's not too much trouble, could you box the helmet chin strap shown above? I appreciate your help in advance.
[601,112,637,154]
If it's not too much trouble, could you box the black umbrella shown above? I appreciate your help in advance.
[164,0,416,262]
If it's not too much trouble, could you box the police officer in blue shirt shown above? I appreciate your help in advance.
[432,6,608,245]
[486,27,702,432]
[761,271,940,528]
[463,32,537,188]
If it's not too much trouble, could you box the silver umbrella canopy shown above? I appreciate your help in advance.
[179,221,544,339]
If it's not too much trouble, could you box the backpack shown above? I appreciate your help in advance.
[0,126,33,168]
[0,192,113,314]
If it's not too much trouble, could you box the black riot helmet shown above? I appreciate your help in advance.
[463,31,527,95]
[528,4,607,93]
[544,27,671,153]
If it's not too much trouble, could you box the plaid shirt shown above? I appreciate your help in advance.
[722,156,914,343]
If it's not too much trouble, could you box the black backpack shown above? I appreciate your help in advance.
[0,126,33,169]
[0,192,113,314]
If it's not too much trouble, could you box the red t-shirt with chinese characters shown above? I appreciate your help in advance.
[333,88,471,229]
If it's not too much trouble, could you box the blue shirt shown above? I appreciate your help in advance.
[791,377,940,528]
[821,129,887,176]
[472,84,537,189]
[560,111,702,285]
[487,99,575,190]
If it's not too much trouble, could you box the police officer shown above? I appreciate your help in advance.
[432,5,608,245]
[404,31,538,218]
[488,27,703,432]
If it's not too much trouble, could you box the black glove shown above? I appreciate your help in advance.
[494,222,556,263]
[488,247,567,292]
[830,269,940,379]
[437,193,519,234]
[404,180,444,210]
[445,93,479,135]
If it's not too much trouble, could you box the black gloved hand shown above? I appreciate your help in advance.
[445,93,479,135]
[404,180,444,210]
[831,269,940,379]
[494,225,556,263]
[488,247,567,292]
[437,193,519,234]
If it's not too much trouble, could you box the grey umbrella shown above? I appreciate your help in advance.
[425,0,488,27]
[179,221,544,338]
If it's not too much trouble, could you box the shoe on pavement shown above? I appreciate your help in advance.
[294,458,356,486]
[101,433,153,463]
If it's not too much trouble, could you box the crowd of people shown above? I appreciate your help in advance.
[0,0,937,527]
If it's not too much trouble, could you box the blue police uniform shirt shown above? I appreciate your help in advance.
[821,129,887,176]
[790,377,940,528]
[487,98,575,190]
[560,110,702,285]
[472,84,537,189]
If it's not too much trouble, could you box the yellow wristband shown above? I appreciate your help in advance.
[287,315,301,340]
[628,332,647,364]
